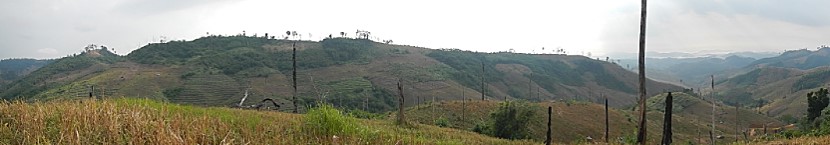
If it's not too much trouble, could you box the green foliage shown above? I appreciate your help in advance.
[128,36,388,78]
[807,88,829,122]
[162,88,184,98]
[427,50,603,96]
[471,121,489,134]
[426,49,504,92]
[480,101,537,140]
[719,89,758,106]
[572,59,634,93]
[794,70,830,92]
[127,36,271,65]
[434,117,450,127]
[0,58,51,81]
[346,109,385,119]
[320,38,378,64]
[619,129,639,144]
[727,69,762,86]
[389,63,454,82]
[1,50,121,99]
[303,103,361,136]
[779,114,798,124]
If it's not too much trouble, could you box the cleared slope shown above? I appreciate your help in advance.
[404,92,782,144]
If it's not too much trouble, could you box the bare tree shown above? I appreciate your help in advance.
[545,106,552,145]
[481,60,486,100]
[397,79,406,125]
[661,92,673,145]
[605,95,610,143]
[292,42,298,113]
[636,0,649,144]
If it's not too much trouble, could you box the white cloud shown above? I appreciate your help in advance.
[0,0,828,59]
[36,48,58,55]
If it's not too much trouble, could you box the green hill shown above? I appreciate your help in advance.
[0,58,51,86]
[0,36,681,113]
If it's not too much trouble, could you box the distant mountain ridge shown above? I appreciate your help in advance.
[0,58,51,87]
[712,46,830,118]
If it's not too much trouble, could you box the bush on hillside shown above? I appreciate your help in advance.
[434,117,450,127]
[475,101,537,140]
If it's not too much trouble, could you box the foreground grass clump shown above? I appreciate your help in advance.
[0,98,536,144]
[304,103,360,135]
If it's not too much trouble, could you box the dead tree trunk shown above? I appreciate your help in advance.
[605,97,610,143]
[397,79,406,125]
[462,88,466,123]
[545,106,552,145]
[89,85,95,98]
[292,42,298,113]
[661,92,673,145]
[636,0,649,144]
[481,60,485,101]
[529,72,533,100]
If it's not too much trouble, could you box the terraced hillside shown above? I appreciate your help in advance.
[172,74,244,106]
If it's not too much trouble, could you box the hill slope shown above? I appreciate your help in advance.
[405,92,782,144]
[0,36,681,113]
[0,58,51,86]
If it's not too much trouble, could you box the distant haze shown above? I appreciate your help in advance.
[1,0,829,59]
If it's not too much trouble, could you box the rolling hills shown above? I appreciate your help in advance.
[0,58,51,87]
[712,47,830,118]
[0,36,681,113]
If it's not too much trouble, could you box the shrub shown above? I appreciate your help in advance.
[303,103,360,136]
[434,117,450,127]
[482,101,537,139]
[346,109,384,119]
[471,121,489,134]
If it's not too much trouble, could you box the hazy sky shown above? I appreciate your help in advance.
[1,0,829,59]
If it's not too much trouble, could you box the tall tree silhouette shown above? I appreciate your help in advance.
[661,92,673,145]
[292,42,298,113]
[636,0,649,144]
[481,59,486,100]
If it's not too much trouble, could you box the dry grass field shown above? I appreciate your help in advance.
[0,98,540,145]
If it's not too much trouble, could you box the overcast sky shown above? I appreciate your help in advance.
[1,0,829,59]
